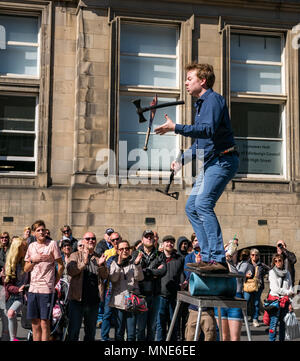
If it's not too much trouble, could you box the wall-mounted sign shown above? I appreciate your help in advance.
[236,139,282,175]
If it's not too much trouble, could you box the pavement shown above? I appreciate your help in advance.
[1,315,300,341]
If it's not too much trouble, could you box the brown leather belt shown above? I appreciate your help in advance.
[219,146,238,157]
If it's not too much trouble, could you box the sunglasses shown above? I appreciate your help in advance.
[63,230,70,233]
[84,237,96,241]
[274,259,283,263]
[1,236,9,239]
[144,235,154,239]
[78,244,83,247]
[119,247,130,252]
[111,237,120,242]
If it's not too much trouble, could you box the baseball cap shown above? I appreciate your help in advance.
[105,228,114,235]
[162,235,176,243]
[142,230,154,238]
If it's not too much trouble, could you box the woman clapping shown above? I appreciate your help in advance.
[109,240,144,341]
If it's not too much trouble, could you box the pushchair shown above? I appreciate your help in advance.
[23,278,70,341]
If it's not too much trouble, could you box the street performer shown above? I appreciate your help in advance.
[155,63,239,273]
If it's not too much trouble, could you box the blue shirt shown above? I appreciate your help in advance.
[175,88,236,168]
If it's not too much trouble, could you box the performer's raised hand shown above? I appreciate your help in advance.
[171,160,181,174]
[154,114,175,135]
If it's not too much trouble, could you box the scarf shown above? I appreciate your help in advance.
[118,255,132,268]
[273,266,288,279]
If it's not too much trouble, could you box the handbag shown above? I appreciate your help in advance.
[263,276,284,313]
[263,298,280,312]
[284,312,300,340]
[124,291,148,313]
[243,266,259,293]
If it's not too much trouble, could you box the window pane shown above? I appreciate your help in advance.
[0,160,35,173]
[0,45,38,75]
[231,63,281,93]
[231,34,281,63]
[0,15,38,43]
[236,139,282,175]
[0,95,35,131]
[0,133,35,157]
[119,95,178,170]
[231,102,282,138]
[120,55,177,87]
[119,95,178,133]
[119,133,176,171]
[121,24,177,55]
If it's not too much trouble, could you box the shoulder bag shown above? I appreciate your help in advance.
[243,266,259,293]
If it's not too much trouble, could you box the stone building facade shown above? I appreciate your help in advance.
[0,0,300,282]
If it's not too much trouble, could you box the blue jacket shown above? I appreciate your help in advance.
[175,88,236,168]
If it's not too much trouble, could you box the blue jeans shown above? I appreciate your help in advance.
[136,295,160,341]
[101,294,116,341]
[67,300,99,341]
[97,301,104,323]
[243,288,263,321]
[156,296,177,341]
[269,304,289,341]
[115,309,136,341]
[185,154,239,263]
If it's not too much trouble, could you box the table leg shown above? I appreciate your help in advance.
[242,309,252,341]
[218,307,223,341]
[166,300,181,341]
[193,307,202,341]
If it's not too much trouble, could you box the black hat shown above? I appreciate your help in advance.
[142,230,154,238]
[162,235,176,243]
[105,228,114,235]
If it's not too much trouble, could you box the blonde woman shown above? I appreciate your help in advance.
[0,232,11,271]
[4,237,29,341]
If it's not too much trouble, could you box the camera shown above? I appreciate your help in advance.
[278,243,283,249]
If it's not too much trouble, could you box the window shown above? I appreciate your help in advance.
[0,14,40,174]
[230,32,286,177]
[119,22,180,172]
[0,15,39,77]
[0,95,37,173]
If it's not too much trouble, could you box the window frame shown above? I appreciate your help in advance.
[0,3,50,182]
[0,13,41,78]
[0,92,39,175]
[227,27,288,180]
[114,17,184,183]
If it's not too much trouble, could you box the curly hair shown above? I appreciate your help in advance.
[4,237,27,283]
[185,62,216,88]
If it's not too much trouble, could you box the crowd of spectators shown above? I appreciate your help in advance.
[0,223,297,342]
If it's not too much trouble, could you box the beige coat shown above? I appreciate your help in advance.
[109,259,144,310]
[67,251,108,302]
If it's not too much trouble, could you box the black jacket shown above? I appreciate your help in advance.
[0,246,10,271]
[131,246,166,296]
[247,259,270,290]
[95,239,110,256]
[160,251,185,298]
[176,236,189,258]
[282,249,297,286]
